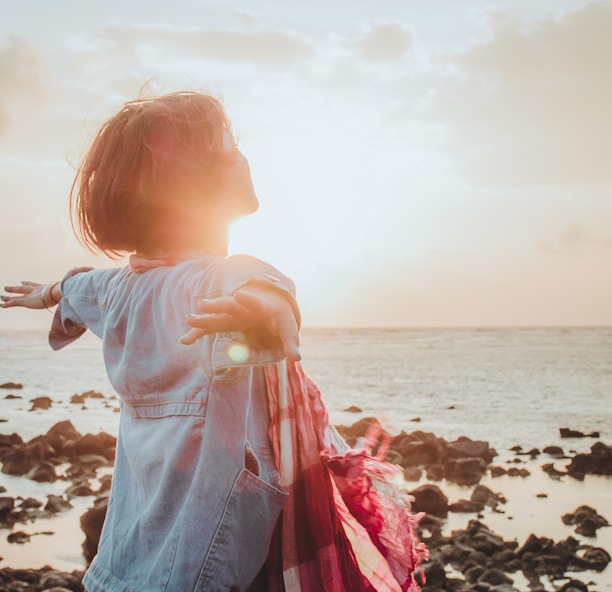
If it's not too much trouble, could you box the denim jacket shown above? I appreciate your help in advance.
[50,255,296,592]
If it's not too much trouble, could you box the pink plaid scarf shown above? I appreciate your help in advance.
[263,361,428,591]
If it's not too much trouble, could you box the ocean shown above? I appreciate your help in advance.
[0,327,611,588]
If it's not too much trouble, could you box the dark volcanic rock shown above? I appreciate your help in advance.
[1,440,54,476]
[581,546,611,571]
[515,533,612,581]
[340,421,499,485]
[444,457,487,486]
[471,484,506,509]
[465,521,506,557]
[29,396,54,411]
[403,466,423,482]
[517,533,554,557]
[446,438,496,464]
[413,493,611,591]
[425,464,445,481]
[559,580,589,592]
[565,441,612,480]
[63,432,116,461]
[335,417,380,447]
[0,433,23,455]
[80,493,109,562]
[0,496,15,520]
[415,559,446,589]
[488,548,521,572]
[45,494,73,513]
[70,390,106,405]
[7,530,31,544]
[464,564,485,584]
[417,514,445,547]
[478,567,513,585]
[541,462,566,479]
[409,484,449,518]
[46,420,83,451]
[543,445,566,458]
[443,437,496,485]
[390,431,445,467]
[562,505,609,537]
[448,499,484,514]
[0,421,116,490]
[26,461,58,483]
[65,481,96,498]
[506,466,530,477]
[0,566,84,591]
[560,427,600,438]
[489,465,507,477]
[18,497,42,510]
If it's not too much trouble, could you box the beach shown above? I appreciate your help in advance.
[0,327,610,590]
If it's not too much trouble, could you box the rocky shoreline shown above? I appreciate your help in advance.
[0,388,610,591]
[339,417,611,591]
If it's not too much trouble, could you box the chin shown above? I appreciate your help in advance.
[242,191,259,215]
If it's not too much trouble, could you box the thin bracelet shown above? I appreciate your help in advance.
[41,281,61,310]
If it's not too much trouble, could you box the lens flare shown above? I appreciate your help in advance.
[227,343,249,363]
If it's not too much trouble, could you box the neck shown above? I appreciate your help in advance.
[147,222,229,258]
[190,221,229,256]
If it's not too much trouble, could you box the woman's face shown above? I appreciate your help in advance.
[217,130,259,218]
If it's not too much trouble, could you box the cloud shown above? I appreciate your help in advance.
[0,38,45,137]
[175,29,312,64]
[429,2,612,186]
[349,22,413,62]
[538,221,612,255]
[90,24,313,66]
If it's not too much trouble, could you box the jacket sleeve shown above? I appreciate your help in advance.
[48,267,119,350]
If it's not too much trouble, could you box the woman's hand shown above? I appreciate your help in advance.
[1,281,48,309]
[181,287,301,361]
[2,268,90,311]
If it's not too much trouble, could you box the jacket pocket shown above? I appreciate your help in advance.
[196,467,288,592]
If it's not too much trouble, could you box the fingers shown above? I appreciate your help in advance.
[284,340,302,362]
[232,290,267,315]
[1,283,34,308]
[0,295,18,308]
[179,327,207,346]
[181,312,249,345]
[1,294,30,308]
[186,313,239,333]
[196,296,243,316]
[4,283,36,295]
[273,316,301,361]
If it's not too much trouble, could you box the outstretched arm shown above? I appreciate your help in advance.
[181,285,301,361]
[1,280,62,310]
[2,267,94,310]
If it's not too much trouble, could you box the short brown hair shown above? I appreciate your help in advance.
[71,91,235,257]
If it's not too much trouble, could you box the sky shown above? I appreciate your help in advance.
[1,0,611,329]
